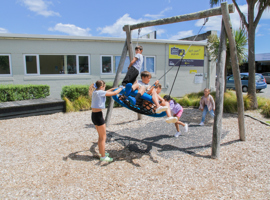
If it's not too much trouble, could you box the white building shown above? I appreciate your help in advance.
[0,33,216,99]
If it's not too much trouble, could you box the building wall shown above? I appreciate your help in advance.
[0,34,214,99]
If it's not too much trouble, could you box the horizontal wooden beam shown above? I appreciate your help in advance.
[124,4,234,31]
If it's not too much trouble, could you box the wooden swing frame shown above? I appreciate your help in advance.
[105,2,246,159]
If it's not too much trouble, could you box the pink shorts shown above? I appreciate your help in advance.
[174,109,183,118]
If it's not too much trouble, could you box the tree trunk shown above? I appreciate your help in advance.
[247,3,258,109]
[212,21,226,159]
[221,2,246,141]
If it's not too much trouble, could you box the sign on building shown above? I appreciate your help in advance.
[169,44,204,67]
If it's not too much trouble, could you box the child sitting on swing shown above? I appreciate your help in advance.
[125,71,168,114]
[125,71,178,123]
[144,83,179,124]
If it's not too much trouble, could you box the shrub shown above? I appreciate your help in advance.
[175,89,270,118]
[223,91,237,113]
[261,101,270,118]
[61,82,121,112]
[61,85,89,102]
[63,97,75,112]
[0,84,50,102]
[73,96,92,111]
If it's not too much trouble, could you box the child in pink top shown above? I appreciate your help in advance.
[199,88,215,126]
[163,95,188,137]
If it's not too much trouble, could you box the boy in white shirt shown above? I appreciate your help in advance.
[122,46,143,86]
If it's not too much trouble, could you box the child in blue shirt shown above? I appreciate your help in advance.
[89,80,123,162]
[163,95,188,137]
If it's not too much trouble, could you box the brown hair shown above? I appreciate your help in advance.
[155,83,162,89]
[135,45,143,51]
[204,88,210,92]
[140,71,152,79]
[88,80,105,97]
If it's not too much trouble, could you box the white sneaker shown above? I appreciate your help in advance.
[199,122,204,126]
[165,117,178,123]
[156,106,168,114]
[184,123,188,132]
[174,132,181,137]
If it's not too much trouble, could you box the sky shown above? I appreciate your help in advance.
[0,0,270,54]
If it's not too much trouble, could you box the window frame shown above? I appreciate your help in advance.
[0,54,12,76]
[24,54,40,75]
[114,55,156,75]
[100,55,114,75]
[77,55,91,75]
[23,54,91,76]
[142,56,156,73]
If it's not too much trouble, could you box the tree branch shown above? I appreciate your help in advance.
[232,0,249,29]
[254,0,270,27]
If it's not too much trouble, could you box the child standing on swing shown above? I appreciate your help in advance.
[121,45,143,86]
[89,80,123,162]
[163,95,188,137]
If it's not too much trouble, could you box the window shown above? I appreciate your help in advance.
[115,55,156,74]
[24,54,90,75]
[241,75,248,80]
[25,55,39,74]
[78,55,90,74]
[228,76,234,81]
[115,56,130,74]
[40,55,76,75]
[0,54,11,75]
[141,56,155,73]
[255,74,262,81]
[101,56,113,74]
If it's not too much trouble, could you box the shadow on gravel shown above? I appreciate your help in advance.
[63,140,158,167]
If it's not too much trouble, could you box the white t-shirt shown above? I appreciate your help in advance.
[91,90,106,109]
[138,80,150,91]
[133,53,143,71]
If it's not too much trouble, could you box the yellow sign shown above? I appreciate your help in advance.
[189,70,197,74]
[169,44,205,67]
[169,45,204,59]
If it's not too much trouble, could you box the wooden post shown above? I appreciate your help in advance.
[212,21,226,159]
[126,4,234,31]
[221,2,246,141]
[105,40,128,126]
[124,25,142,120]
[124,25,134,61]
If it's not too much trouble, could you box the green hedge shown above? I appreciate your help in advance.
[61,85,89,102]
[0,84,50,102]
[61,83,121,112]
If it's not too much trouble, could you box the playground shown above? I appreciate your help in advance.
[0,107,269,199]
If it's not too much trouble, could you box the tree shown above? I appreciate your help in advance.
[210,0,270,109]
[207,28,248,92]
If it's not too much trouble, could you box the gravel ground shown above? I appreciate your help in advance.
[0,107,269,199]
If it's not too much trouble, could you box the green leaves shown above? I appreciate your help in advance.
[0,84,50,102]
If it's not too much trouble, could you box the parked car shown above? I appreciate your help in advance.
[226,73,267,92]
[262,72,270,84]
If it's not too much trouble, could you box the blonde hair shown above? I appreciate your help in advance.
[88,80,105,97]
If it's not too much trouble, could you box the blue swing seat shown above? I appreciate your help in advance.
[112,86,167,117]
